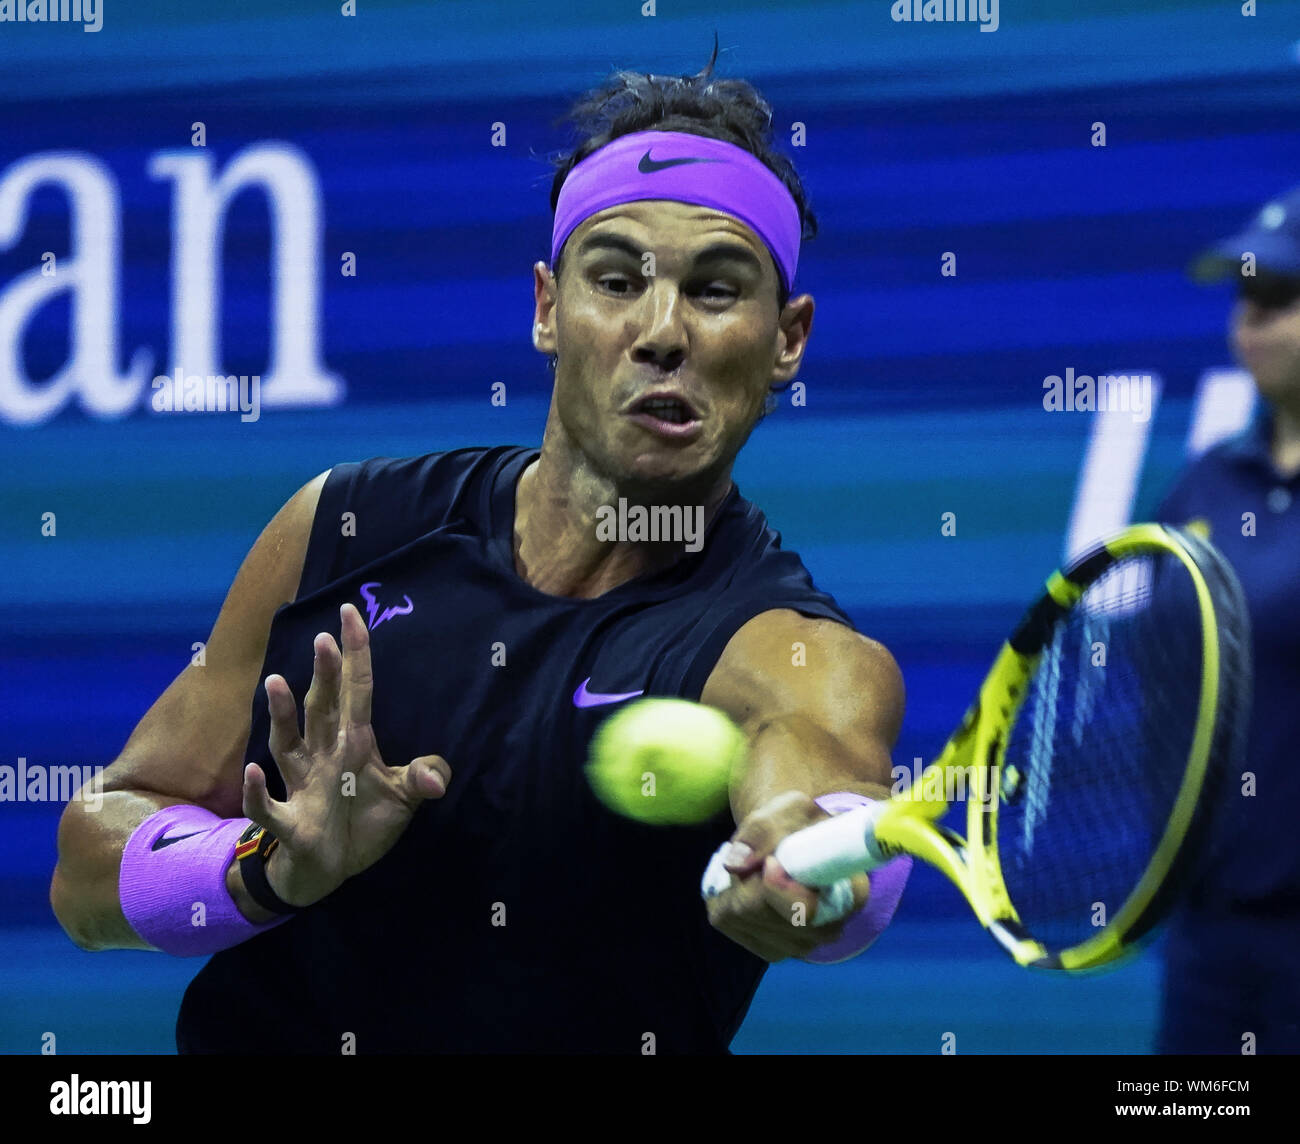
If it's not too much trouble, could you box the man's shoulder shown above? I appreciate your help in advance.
[717,489,841,599]
[295,445,532,595]
[334,444,528,490]
[320,444,533,525]
[655,488,857,700]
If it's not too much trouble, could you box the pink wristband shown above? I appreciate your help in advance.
[119,805,289,957]
[802,791,912,964]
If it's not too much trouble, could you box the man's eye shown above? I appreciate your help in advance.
[596,276,735,300]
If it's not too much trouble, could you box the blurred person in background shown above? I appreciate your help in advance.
[1153,186,1300,1054]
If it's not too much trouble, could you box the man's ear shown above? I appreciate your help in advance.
[532,261,559,358]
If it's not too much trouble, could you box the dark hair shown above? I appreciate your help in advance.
[546,36,817,322]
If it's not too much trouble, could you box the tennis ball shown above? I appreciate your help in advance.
[586,698,747,825]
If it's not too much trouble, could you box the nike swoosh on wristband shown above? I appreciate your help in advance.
[151,832,203,851]
[572,678,646,707]
[638,151,723,174]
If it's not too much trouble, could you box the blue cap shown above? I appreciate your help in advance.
[1190,185,1300,282]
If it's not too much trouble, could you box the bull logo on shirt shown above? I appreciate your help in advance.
[359,582,414,631]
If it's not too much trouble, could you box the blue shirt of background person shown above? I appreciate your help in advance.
[1153,186,1300,1055]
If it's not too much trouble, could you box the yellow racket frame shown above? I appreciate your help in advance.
[868,523,1225,971]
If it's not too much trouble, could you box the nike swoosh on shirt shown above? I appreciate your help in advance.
[572,678,646,708]
[151,832,203,851]
[637,151,722,174]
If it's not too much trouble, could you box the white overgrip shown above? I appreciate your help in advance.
[773,802,888,886]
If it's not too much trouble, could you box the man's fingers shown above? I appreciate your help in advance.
[303,632,342,753]
[723,791,818,876]
[265,675,310,782]
[847,872,871,915]
[723,823,779,876]
[709,797,873,961]
[759,857,861,932]
[708,899,827,961]
[242,762,290,837]
[722,839,762,876]
[707,865,827,960]
[396,755,452,801]
[339,603,374,728]
[759,855,825,925]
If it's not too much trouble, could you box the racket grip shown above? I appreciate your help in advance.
[699,846,857,925]
[773,802,889,886]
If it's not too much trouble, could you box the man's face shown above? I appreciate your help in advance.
[1231,271,1300,405]
[532,199,811,491]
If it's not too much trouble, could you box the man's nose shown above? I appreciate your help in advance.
[631,284,687,368]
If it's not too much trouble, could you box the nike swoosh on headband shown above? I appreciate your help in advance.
[638,151,723,174]
[573,678,646,707]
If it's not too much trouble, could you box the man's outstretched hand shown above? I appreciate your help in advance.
[241,602,451,908]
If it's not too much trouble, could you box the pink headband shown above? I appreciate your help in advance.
[551,130,801,294]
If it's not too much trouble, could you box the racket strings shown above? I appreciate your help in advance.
[998,551,1207,954]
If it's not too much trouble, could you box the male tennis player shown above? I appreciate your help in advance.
[50,53,911,1053]
[1154,187,1300,1053]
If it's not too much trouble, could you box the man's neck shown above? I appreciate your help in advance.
[512,439,734,599]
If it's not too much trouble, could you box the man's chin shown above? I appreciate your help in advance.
[607,445,721,494]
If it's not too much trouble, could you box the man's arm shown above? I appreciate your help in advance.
[699,608,904,961]
[49,472,329,950]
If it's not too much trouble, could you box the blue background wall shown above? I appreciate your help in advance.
[2,0,1297,1053]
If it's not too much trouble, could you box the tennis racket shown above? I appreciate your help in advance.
[704,522,1252,972]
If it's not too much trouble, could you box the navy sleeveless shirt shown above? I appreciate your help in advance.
[177,445,852,1053]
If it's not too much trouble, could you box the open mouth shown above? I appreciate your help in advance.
[627,393,703,441]
[634,396,695,424]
